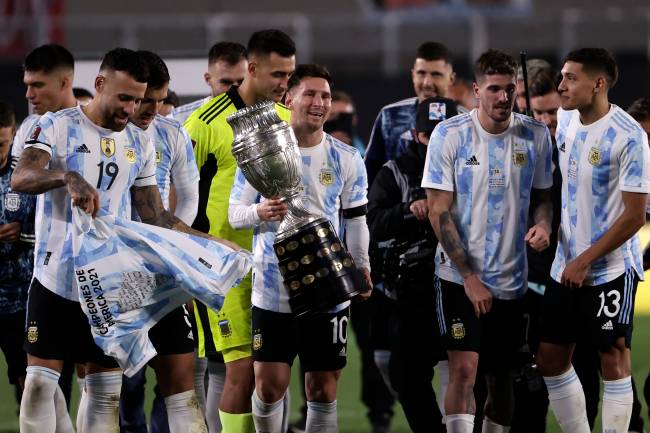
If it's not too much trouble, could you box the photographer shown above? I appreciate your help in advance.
[367,97,458,433]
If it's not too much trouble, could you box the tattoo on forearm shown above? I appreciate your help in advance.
[439,211,473,277]
[533,189,553,227]
[11,148,65,194]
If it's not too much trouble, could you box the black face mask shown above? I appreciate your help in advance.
[324,112,354,137]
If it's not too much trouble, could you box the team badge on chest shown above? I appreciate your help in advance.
[588,147,601,166]
[101,137,116,157]
[451,321,465,340]
[4,192,20,212]
[124,147,136,163]
[319,168,334,186]
[513,152,528,167]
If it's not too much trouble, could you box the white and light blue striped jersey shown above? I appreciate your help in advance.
[230,133,368,313]
[11,114,40,160]
[25,106,158,301]
[171,96,211,124]
[551,105,650,285]
[72,208,251,376]
[422,109,553,299]
[144,115,199,210]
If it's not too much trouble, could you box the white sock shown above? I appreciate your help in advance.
[165,389,207,433]
[83,371,122,433]
[194,354,208,415]
[602,376,633,433]
[437,360,449,418]
[282,390,291,433]
[446,414,475,433]
[54,385,75,433]
[206,360,226,433]
[544,366,591,433]
[76,385,87,433]
[482,417,510,433]
[251,390,284,433]
[305,400,337,433]
[20,366,60,433]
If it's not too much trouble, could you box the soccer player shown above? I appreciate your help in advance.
[172,41,247,124]
[514,58,551,114]
[0,101,35,412]
[12,44,77,159]
[11,47,233,433]
[423,49,553,433]
[536,48,650,433]
[365,41,458,185]
[119,50,201,433]
[228,63,371,433]
[183,29,295,433]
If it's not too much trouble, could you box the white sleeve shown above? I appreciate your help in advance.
[344,215,370,270]
[134,133,158,187]
[23,114,55,157]
[421,123,457,191]
[12,115,39,158]
[228,168,262,229]
[619,126,650,193]
[170,126,200,225]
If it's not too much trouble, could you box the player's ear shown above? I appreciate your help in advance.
[203,72,211,86]
[95,75,105,93]
[284,89,295,108]
[594,75,606,94]
[248,60,257,78]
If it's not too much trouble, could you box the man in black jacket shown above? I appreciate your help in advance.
[367,97,458,433]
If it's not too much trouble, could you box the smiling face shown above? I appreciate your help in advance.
[93,70,147,131]
[474,73,516,125]
[249,52,295,102]
[130,83,168,130]
[411,58,455,102]
[286,76,332,134]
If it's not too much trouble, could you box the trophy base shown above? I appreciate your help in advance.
[274,218,367,317]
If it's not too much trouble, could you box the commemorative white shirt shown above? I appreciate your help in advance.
[422,109,553,299]
[172,96,211,124]
[25,106,157,301]
[551,105,650,285]
[229,133,368,313]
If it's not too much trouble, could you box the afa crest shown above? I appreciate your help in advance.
[156,151,162,164]
[125,147,136,163]
[451,322,465,340]
[513,152,528,167]
[253,333,263,350]
[101,137,116,157]
[588,147,601,166]
[218,320,232,338]
[27,326,38,343]
[319,169,334,186]
[4,192,20,212]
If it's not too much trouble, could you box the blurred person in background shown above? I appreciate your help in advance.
[72,87,93,105]
[160,90,179,117]
[449,78,477,111]
[324,90,365,156]
[0,101,35,414]
[172,42,247,124]
[515,58,551,114]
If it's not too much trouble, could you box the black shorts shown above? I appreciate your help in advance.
[25,279,118,368]
[435,277,526,372]
[0,310,28,384]
[251,305,349,372]
[540,269,638,352]
[148,305,194,356]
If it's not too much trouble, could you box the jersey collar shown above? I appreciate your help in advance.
[227,86,246,110]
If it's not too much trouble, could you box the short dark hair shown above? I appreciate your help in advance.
[24,44,74,74]
[73,87,93,100]
[565,48,618,88]
[99,48,149,83]
[164,90,180,107]
[137,50,169,89]
[474,49,518,81]
[628,98,650,122]
[0,101,15,128]
[247,29,296,58]
[332,90,354,106]
[416,42,452,64]
[529,67,561,98]
[288,64,332,91]
[208,42,246,66]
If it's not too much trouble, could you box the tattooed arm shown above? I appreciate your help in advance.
[131,184,241,250]
[426,188,492,316]
[12,147,100,217]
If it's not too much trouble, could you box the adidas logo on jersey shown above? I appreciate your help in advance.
[559,142,566,152]
[465,155,480,166]
[338,347,347,357]
[75,144,91,153]
[601,320,613,331]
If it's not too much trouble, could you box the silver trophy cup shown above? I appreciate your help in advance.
[227,101,367,316]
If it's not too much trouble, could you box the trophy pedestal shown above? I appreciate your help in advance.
[275,218,366,317]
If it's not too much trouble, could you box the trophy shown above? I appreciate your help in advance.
[227,101,367,316]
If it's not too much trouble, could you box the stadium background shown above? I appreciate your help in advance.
[1,0,649,431]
